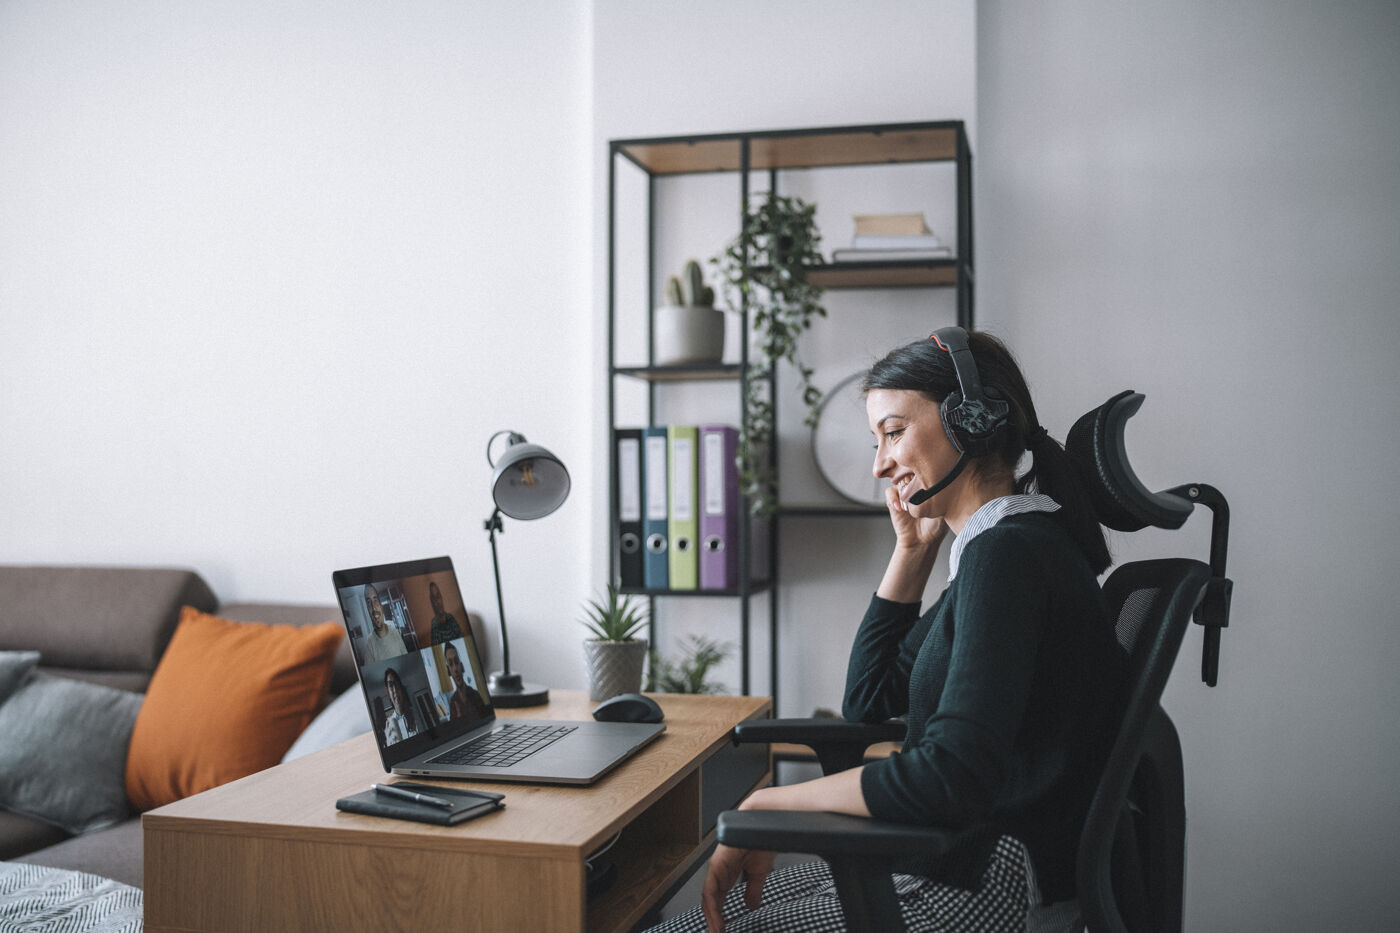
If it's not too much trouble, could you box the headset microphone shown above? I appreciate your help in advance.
[903,327,1010,507]
[907,452,969,505]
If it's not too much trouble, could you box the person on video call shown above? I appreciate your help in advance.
[381,666,421,745]
[361,583,405,663]
[426,580,464,644]
[444,641,487,722]
[650,329,1126,933]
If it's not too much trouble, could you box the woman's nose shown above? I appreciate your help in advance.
[872,445,892,479]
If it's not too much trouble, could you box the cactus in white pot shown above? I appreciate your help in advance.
[655,259,724,365]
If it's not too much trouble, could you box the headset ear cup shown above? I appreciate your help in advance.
[940,391,968,454]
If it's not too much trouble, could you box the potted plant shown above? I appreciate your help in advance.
[654,258,725,365]
[712,192,828,515]
[647,635,732,695]
[580,585,650,701]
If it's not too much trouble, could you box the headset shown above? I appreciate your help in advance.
[907,326,1011,505]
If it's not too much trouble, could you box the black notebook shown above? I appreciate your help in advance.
[335,782,505,826]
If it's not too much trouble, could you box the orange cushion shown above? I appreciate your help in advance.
[125,606,343,811]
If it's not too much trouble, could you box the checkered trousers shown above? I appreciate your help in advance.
[647,834,1035,933]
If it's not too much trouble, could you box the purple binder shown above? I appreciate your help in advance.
[698,425,740,590]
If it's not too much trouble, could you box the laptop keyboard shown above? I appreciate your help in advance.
[428,723,578,768]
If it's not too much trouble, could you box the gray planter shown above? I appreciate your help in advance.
[583,638,648,701]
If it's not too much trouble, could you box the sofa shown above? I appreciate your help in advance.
[0,565,367,890]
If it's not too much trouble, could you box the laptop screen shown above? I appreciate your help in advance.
[332,556,494,770]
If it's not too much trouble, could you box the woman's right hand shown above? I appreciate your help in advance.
[884,483,949,551]
[876,484,948,603]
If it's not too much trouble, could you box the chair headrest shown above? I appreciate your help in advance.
[1066,390,1194,532]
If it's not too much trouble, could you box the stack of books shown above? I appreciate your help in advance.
[831,212,952,262]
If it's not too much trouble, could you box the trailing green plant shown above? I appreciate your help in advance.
[664,258,716,308]
[712,192,827,515]
[579,585,649,642]
[646,634,732,695]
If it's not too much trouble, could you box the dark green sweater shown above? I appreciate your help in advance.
[846,512,1125,902]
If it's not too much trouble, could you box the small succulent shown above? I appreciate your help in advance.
[663,258,716,308]
[579,585,649,642]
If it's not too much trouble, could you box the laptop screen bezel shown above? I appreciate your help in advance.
[332,555,497,771]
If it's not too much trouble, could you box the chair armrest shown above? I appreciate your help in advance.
[734,718,907,746]
[717,809,960,860]
[734,718,906,775]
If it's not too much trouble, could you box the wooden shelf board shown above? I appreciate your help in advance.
[613,364,742,383]
[619,580,773,598]
[618,126,959,176]
[809,261,959,289]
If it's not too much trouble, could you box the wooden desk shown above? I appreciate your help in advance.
[143,691,770,933]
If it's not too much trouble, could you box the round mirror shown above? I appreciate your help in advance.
[811,370,885,507]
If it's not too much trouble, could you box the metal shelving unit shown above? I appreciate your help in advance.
[607,121,974,713]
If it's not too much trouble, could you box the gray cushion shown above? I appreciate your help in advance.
[0,566,217,674]
[0,671,142,834]
[281,686,371,762]
[0,651,39,703]
[0,808,69,860]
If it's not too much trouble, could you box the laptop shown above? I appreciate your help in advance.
[332,555,664,784]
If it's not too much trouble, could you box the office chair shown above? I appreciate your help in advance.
[718,390,1233,933]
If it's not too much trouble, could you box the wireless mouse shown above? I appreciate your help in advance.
[591,692,664,724]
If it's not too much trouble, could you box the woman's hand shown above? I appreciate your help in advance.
[884,483,950,551]
[701,843,774,933]
[876,485,948,602]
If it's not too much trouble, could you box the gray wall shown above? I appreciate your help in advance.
[978,2,1400,928]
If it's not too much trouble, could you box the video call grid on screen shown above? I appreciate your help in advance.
[335,557,492,753]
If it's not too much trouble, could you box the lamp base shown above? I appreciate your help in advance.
[488,671,549,708]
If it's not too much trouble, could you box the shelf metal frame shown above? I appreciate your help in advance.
[607,121,974,714]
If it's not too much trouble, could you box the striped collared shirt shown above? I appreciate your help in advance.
[948,493,1061,581]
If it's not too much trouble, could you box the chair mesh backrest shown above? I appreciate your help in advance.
[1078,559,1210,933]
[1114,586,1161,658]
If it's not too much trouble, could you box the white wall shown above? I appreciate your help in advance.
[978,1,1400,927]
[0,1,593,686]
[592,0,978,717]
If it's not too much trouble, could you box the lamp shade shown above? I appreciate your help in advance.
[490,438,570,521]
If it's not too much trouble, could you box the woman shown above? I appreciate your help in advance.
[381,666,421,745]
[360,583,405,663]
[653,330,1125,933]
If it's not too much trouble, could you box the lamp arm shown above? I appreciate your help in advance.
[485,507,512,677]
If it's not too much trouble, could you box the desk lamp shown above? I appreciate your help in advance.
[484,430,570,707]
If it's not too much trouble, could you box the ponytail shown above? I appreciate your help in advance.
[1017,430,1111,575]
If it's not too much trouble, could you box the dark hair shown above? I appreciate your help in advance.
[863,331,1110,574]
[383,667,419,729]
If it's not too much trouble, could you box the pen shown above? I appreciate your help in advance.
[372,783,454,810]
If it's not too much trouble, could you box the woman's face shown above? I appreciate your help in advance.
[866,388,961,516]
[386,672,407,712]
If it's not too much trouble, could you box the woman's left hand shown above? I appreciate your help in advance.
[701,842,774,933]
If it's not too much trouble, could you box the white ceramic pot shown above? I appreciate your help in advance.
[654,305,725,365]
